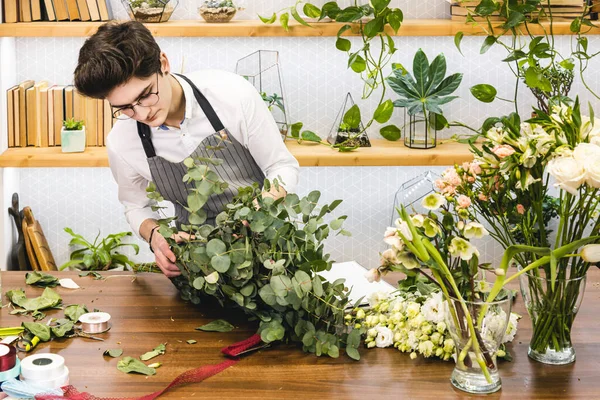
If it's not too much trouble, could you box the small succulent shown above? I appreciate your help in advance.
[203,0,234,8]
[63,117,84,131]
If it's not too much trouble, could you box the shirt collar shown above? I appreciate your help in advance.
[155,73,193,131]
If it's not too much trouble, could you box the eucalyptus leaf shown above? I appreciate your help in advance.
[51,319,74,338]
[187,339,197,344]
[140,343,166,361]
[117,357,156,376]
[25,271,59,287]
[104,349,123,358]
[7,288,62,312]
[22,322,51,342]
[196,319,235,332]
[65,304,89,322]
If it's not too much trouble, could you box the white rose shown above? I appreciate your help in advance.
[584,157,600,188]
[364,268,381,283]
[580,116,600,141]
[547,156,586,195]
[375,326,394,348]
[574,143,600,188]
[581,244,600,263]
[383,227,404,251]
[394,219,414,241]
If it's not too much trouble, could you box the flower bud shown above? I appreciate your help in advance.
[581,244,600,263]
[344,314,352,321]
[497,349,506,357]
[410,352,417,360]
[494,268,506,276]
[356,309,366,319]
[354,323,362,329]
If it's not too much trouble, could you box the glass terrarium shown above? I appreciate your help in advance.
[390,170,441,224]
[404,108,442,149]
[235,50,289,139]
[198,0,237,23]
[327,93,371,147]
[122,0,178,23]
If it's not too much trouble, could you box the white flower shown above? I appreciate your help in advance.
[406,302,421,319]
[365,268,381,283]
[486,126,506,144]
[448,237,479,261]
[205,271,219,284]
[410,214,425,228]
[383,227,404,251]
[422,218,440,238]
[397,252,420,270]
[394,219,414,241]
[422,193,446,211]
[515,171,541,191]
[463,222,489,239]
[482,309,508,346]
[547,156,586,195]
[375,326,394,348]
[580,115,600,142]
[407,330,419,349]
[503,312,520,343]
[574,143,600,189]
[581,244,600,263]
[367,291,391,308]
[381,248,400,265]
[418,340,435,357]
[520,146,537,168]
[421,291,446,324]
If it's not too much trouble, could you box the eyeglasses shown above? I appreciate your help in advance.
[112,73,160,120]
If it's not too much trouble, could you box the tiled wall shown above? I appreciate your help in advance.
[8,1,600,270]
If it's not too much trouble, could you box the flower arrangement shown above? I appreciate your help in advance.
[358,289,520,361]
[448,100,600,363]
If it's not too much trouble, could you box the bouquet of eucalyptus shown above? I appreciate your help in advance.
[147,148,363,359]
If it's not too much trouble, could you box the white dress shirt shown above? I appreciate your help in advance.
[106,70,300,238]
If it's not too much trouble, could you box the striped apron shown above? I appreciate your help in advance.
[136,73,265,226]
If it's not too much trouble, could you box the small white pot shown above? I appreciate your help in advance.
[61,126,86,153]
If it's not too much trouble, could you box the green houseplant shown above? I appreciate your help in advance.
[61,117,86,153]
[198,0,237,23]
[122,0,177,23]
[387,49,463,149]
[60,228,140,271]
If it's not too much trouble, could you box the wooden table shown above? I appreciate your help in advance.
[1,270,600,399]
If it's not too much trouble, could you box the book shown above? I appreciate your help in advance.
[3,0,19,22]
[43,0,56,20]
[30,0,42,20]
[75,0,90,20]
[18,80,34,148]
[26,86,36,147]
[52,0,69,20]
[64,85,74,121]
[6,86,18,148]
[85,95,97,146]
[65,0,79,20]
[39,86,50,147]
[96,98,104,146]
[85,0,100,21]
[13,89,21,147]
[97,0,111,20]
[52,85,65,145]
[103,99,112,145]
[47,85,55,146]
[34,80,49,147]
[19,0,31,22]
[318,261,395,306]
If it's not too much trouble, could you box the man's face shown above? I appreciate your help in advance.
[106,72,172,128]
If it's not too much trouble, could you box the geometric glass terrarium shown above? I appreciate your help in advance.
[327,92,371,147]
[390,170,440,224]
[403,108,440,149]
[235,50,288,139]
[122,0,178,22]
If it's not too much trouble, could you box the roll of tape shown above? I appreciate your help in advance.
[21,366,69,390]
[79,312,111,334]
[0,344,16,373]
[0,358,20,383]
[20,354,65,381]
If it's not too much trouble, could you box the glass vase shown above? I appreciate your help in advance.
[518,264,586,365]
[122,0,178,23]
[404,109,438,149]
[444,289,512,394]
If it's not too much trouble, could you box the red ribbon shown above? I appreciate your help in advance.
[35,334,263,400]
[0,343,17,372]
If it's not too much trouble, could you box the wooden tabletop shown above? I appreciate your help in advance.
[1,270,599,399]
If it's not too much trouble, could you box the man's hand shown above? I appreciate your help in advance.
[150,231,194,278]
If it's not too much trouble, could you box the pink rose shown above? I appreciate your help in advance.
[469,163,482,175]
[516,204,525,215]
[457,195,472,208]
[443,168,462,186]
[478,193,488,201]
[435,179,445,190]
[492,145,516,159]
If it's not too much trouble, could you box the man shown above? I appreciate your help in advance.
[74,21,300,278]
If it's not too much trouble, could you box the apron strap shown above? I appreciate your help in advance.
[174,73,226,134]
[136,122,156,158]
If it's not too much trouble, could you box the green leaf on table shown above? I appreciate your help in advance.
[290,122,303,138]
[196,319,235,332]
[22,322,52,342]
[104,349,123,358]
[117,357,156,376]
[300,131,322,143]
[6,287,62,311]
[51,318,75,338]
[79,271,104,280]
[140,343,166,361]
[25,271,59,287]
[345,346,360,360]
[187,339,197,344]
[64,304,89,322]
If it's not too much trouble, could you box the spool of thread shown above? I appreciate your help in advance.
[20,353,69,390]
[0,344,16,373]
[79,312,111,334]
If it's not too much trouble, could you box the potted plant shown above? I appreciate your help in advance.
[121,0,178,23]
[388,49,462,149]
[61,117,86,153]
[198,0,237,23]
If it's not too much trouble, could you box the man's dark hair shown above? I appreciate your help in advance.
[74,21,162,99]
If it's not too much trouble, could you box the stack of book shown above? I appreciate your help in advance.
[6,81,114,148]
[2,0,113,22]
[449,0,594,22]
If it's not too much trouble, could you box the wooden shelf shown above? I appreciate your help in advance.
[0,19,587,37]
[0,139,473,167]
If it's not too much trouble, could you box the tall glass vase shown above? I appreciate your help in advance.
[518,265,586,365]
[444,290,512,394]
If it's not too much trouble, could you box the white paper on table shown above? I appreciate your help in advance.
[59,278,80,289]
[318,261,396,307]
